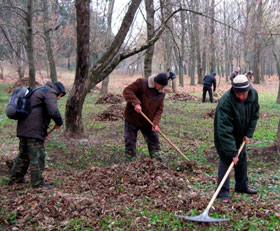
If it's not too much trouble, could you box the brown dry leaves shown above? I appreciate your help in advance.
[1,159,278,230]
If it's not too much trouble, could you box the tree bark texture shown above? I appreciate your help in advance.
[178,2,185,87]
[272,48,280,104]
[209,0,215,73]
[162,0,172,73]
[100,0,115,94]
[194,0,202,84]
[143,0,155,78]
[188,1,196,86]
[276,120,280,152]
[43,0,57,82]
[201,0,209,78]
[65,0,90,137]
[26,0,36,87]
[253,0,262,84]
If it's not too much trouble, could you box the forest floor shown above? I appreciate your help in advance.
[0,73,279,230]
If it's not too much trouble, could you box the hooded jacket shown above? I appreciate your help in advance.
[214,87,259,164]
[17,82,63,141]
[123,77,165,127]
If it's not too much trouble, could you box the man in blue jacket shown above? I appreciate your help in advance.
[202,72,216,103]
[214,75,259,203]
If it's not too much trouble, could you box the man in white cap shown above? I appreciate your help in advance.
[214,75,260,203]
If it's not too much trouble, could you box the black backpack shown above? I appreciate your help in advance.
[6,86,36,120]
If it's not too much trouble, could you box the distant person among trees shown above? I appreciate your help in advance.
[8,81,66,189]
[214,75,260,203]
[167,68,176,81]
[244,70,253,81]
[230,66,241,82]
[202,72,216,103]
[123,73,168,162]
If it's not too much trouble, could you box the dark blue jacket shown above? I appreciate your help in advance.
[203,73,216,91]
[168,72,176,80]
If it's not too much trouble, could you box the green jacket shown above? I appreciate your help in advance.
[214,87,259,164]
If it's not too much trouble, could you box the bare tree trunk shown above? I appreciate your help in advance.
[178,3,185,87]
[253,0,262,84]
[15,46,25,79]
[100,0,115,94]
[43,0,57,82]
[194,0,202,84]
[0,64,3,79]
[260,54,265,82]
[162,0,172,72]
[143,0,155,78]
[26,0,36,87]
[272,48,280,104]
[188,1,196,86]
[223,1,230,81]
[209,0,215,73]
[65,0,90,137]
[65,0,142,136]
[67,51,71,70]
[201,0,209,78]
[276,120,280,152]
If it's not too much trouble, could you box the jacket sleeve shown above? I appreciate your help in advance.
[44,90,63,126]
[123,79,142,106]
[213,78,216,91]
[216,101,238,158]
[246,92,260,138]
[152,99,164,126]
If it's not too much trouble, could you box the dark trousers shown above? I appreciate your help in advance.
[9,138,45,187]
[124,120,161,160]
[202,85,213,103]
[217,152,248,198]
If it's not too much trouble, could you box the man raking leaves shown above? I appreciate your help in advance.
[178,75,259,222]
[123,73,194,168]
[123,73,169,162]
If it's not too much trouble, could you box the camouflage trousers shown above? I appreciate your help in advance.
[9,138,45,187]
[124,120,162,161]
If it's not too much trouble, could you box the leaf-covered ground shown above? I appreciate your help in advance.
[0,76,280,230]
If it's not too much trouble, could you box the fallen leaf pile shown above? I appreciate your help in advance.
[6,77,41,93]
[95,93,123,104]
[95,104,124,121]
[169,93,200,101]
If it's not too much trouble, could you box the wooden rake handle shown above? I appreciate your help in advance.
[47,125,56,136]
[205,141,246,212]
[140,111,190,162]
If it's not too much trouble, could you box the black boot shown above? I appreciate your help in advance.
[235,187,258,194]
[33,183,54,189]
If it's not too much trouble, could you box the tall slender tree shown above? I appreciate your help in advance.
[42,0,58,82]
[26,0,36,87]
[143,0,155,78]
[100,0,115,94]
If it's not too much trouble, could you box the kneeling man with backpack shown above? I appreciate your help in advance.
[6,81,66,189]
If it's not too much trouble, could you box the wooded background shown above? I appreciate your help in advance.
[0,0,279,138]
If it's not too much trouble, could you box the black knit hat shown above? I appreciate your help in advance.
[54,81,66,96]
[154,73,168,86]
[232,75,251,93]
